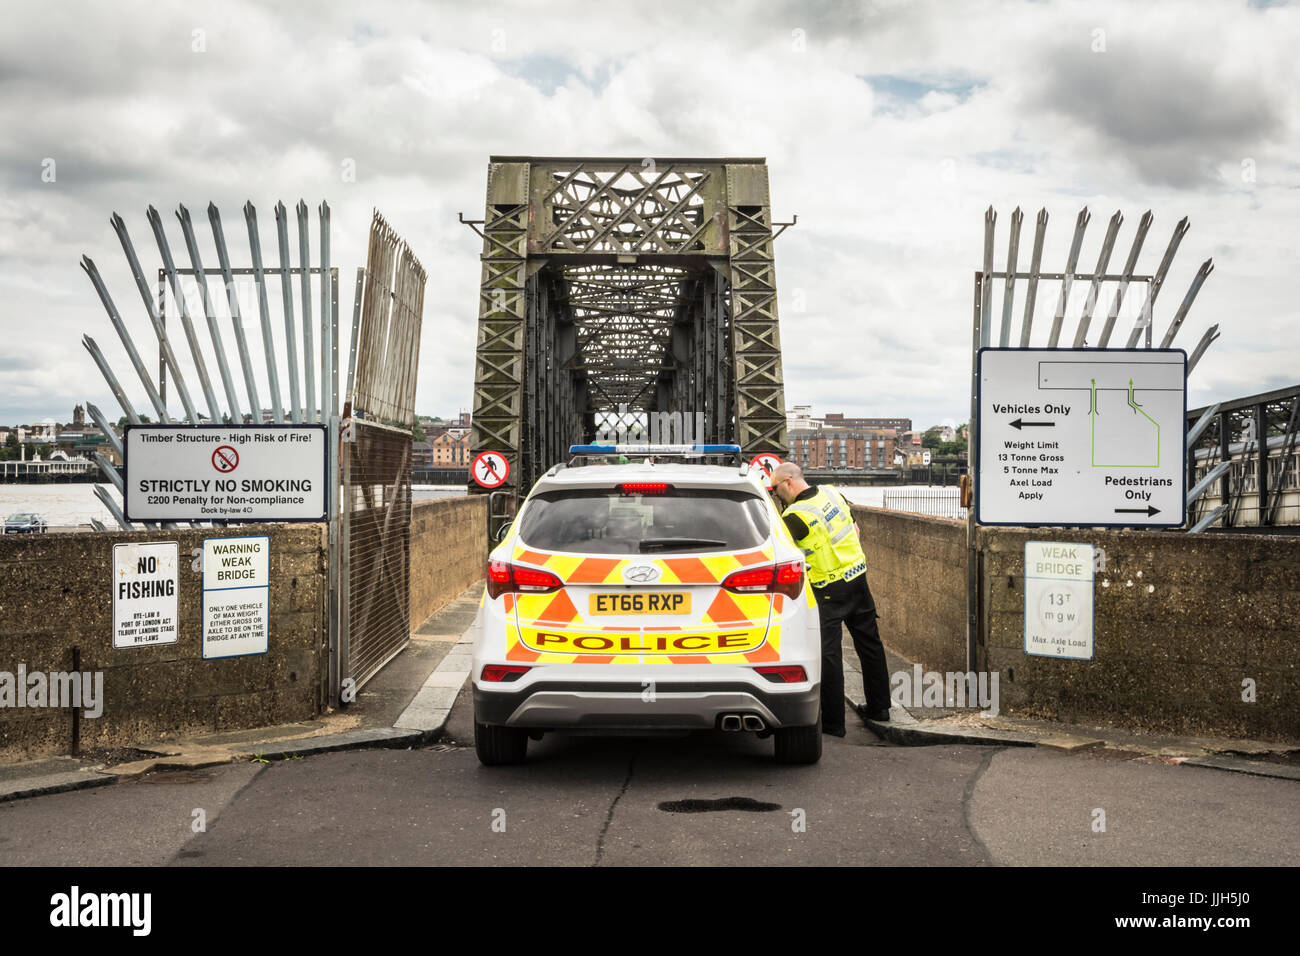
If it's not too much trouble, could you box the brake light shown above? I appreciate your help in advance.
[620,482,671,495]
[486,558,513,599]
[485,560,564,599]
[721,566,774,592]
[512,566,564,592]
[774,560,804,599]
[755,665,808,683]
[721,560,804,598]
[482,664,531,683]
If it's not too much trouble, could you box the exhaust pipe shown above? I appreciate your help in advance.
[742,715,766,732]
[720,714,742,731]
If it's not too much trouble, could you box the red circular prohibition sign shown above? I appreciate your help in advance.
[472,451,509,489]
[212,445,240,473]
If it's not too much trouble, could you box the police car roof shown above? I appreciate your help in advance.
[530,461,764,495]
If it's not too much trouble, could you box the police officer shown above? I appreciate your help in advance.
[769,462,891,736]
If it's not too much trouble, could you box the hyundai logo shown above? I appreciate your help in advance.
[623,564,660,583]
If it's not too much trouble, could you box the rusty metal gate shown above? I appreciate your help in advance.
[339,214,427,692]
[340,419,412,688]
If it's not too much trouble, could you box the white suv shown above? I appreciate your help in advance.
[470,445,823,765]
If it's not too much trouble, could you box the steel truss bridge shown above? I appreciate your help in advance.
[464,157,790,492]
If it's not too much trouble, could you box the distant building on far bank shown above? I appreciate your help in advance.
[785,405,907,470]
[432,428,470,467]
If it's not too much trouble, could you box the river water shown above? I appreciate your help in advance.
[0,482,964,529]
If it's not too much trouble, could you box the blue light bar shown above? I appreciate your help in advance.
[568,443,742,455]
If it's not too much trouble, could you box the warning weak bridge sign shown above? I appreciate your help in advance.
[124,424,327,522]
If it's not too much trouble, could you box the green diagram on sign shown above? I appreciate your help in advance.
[1090,377,1161,468]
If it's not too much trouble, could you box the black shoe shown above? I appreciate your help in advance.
[822,726,847,737]
[865,708,891,722]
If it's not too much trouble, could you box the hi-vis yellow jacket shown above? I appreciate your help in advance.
[784,486,866,588]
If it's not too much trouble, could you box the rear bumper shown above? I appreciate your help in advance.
[474,679,821,731]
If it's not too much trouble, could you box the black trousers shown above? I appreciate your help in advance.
[814,573,891,731]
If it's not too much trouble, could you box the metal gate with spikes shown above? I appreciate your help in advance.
[341,213,427,690]
[968,205,1219,669]
[79,201,424,706]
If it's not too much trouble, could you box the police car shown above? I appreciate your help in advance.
[470,444,823,766]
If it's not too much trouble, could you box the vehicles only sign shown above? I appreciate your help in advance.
[112,541,178,648]
[124,424,327,522]
[202,535,269,659]
[977,349,1186,527]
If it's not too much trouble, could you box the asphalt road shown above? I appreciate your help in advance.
[1,685,1296,866]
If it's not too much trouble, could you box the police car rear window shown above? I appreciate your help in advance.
[518,488,770,555]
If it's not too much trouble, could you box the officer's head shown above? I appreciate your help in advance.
[769,462,808,505]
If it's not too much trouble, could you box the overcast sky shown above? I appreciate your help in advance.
[2,0,1297,434]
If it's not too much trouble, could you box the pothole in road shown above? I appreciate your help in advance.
[657,796,782,813]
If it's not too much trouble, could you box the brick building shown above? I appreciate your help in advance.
[432,428,471,466]
[789,428,896,470]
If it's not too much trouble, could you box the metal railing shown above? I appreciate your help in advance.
[882,488,967,520]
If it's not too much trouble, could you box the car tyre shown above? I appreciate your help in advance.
[773,713,823,765]
[474,720,528,765]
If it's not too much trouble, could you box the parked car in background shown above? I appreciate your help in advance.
[3,512,48,534]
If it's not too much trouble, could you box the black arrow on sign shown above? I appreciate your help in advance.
[1114,506,1161,516]
[1009,419,1055,430]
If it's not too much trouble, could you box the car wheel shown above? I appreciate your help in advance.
[474,720,528,766]
[773,713,823,765]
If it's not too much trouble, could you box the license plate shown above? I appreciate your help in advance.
[588,592,691,615]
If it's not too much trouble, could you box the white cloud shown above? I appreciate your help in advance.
[0,0,1297,435]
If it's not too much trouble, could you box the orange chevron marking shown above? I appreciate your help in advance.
[535,588,580,623]
[568,557,622,584]
[507,643,540,662]
[663,557,715,583]
[703,590,749,623]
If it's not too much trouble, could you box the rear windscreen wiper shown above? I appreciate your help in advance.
[639,537,728,552]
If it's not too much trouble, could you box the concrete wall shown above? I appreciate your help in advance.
[851,505,1300,741]
[0,524,326,761]
[852,506,969,674]
[980,525,1299,741]
[409,496,488,627]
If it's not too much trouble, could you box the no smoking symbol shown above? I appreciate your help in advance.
[212,445,239,473]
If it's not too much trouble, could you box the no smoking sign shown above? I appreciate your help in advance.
[212,445,239,473]
[124,424,327,522]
